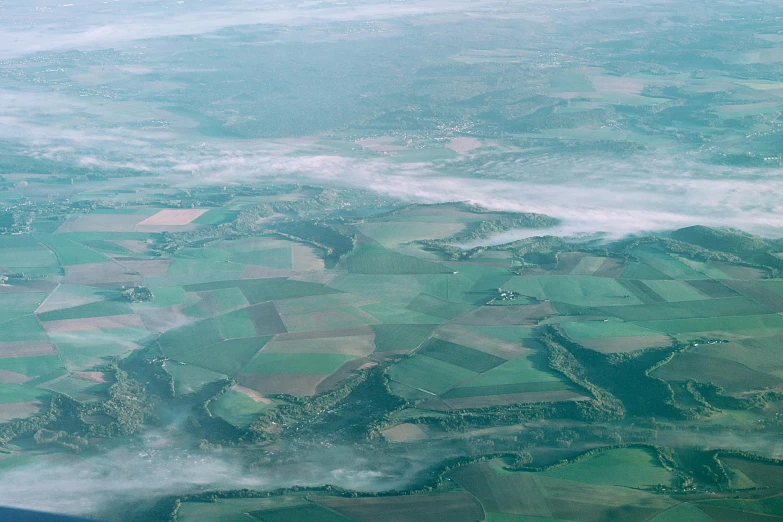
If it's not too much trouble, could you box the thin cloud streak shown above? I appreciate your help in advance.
[0,0,504,59]
[3,105,782,239]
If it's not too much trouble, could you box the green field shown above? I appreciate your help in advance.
[178,498,312,522]
[0,316,48,342]
[242,352,355,374]
[215,307,259,339]
[183,287,248,316]
[0,247,59,268]
[249,503,353,522]
[599,297,772,322]
[0,356,63,377]
[424,269,511,306]
[245,302,288,335]
[37,300,133,322]
[328,274,431,307]
[388,355,477,395]
[343,244,452,274]
[184,278,340,304]
[165,363,227,395]
[189,337,271,375]
[162,258,245,284]
[649,503,714,521]
[560,319,662,339]
[0,383,51,404]
[451,460,676,520]
[462,326,536,342]
[131,286,186,308]
[231,247,292,269]
[158,319,224,357]
[406,293,476,319]
[637,314,783,335]
[0,293,47,321]
[357,221,465,246]
[641,279,709,302]
[652,351,782,393]
[371,324,436,352]
[504,275,643,307]
[193,208,239,226]
[33,233,110,265]
[360,302,445,324]
[443,380,576,399]
[457,353,566,388]
[633,247,709,280]
[209,388,275,427]
[543,448,676,488]
[757,279,783,297]
[43,375,108,402]
[417,338,506,373]
[621,262,672,281]
[76,239,132,254]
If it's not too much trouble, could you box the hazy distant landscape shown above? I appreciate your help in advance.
[2,1,783,520]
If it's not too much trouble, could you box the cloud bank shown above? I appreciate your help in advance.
[0,428,442,517]
[6,114,783,239]
[0,0,505,59]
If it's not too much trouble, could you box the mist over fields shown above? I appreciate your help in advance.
[1,0,783,239]
[0,427,444,516]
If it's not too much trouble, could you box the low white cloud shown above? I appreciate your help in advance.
[0,0,504,59]
[5,105,783,239]
[0,428,437,517]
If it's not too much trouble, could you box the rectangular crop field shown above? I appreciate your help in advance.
[543,448,677,488]
[454,303,554,326]
[209,387,274,427]
[137,209,208,226]
[215,308,258,339]
[504,276,643,307]
[560,319,663,339]
[360,302,445,324]
[371,324,436,352]
[241,352,354,374]
[181,337,272,376]
[314,492,483,522]
[405,293,474,320]
[33,233,110,265]
[37,301,134,322]
[633,248,708,280]
[652,351,781,393]
[417,338,506,373]
[598,297,771,322]
[328,274,430,308]
[388,355,476,395]
[455,354,567,388]
[636,314,783,335]
[343,245,452,274]
[262,333,374,357]
[641,280,709,302]
[183,278,340,304]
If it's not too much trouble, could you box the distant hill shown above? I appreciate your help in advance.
[671,226,769,256]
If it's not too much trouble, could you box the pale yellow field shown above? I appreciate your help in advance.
[0,369,32,384]
[137,209,208,226]
[72,371,108,383]
[0,341,57,358]
[232,384,272,404]
[0,401,43,422]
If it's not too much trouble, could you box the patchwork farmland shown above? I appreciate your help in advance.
[3,190,783,521]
